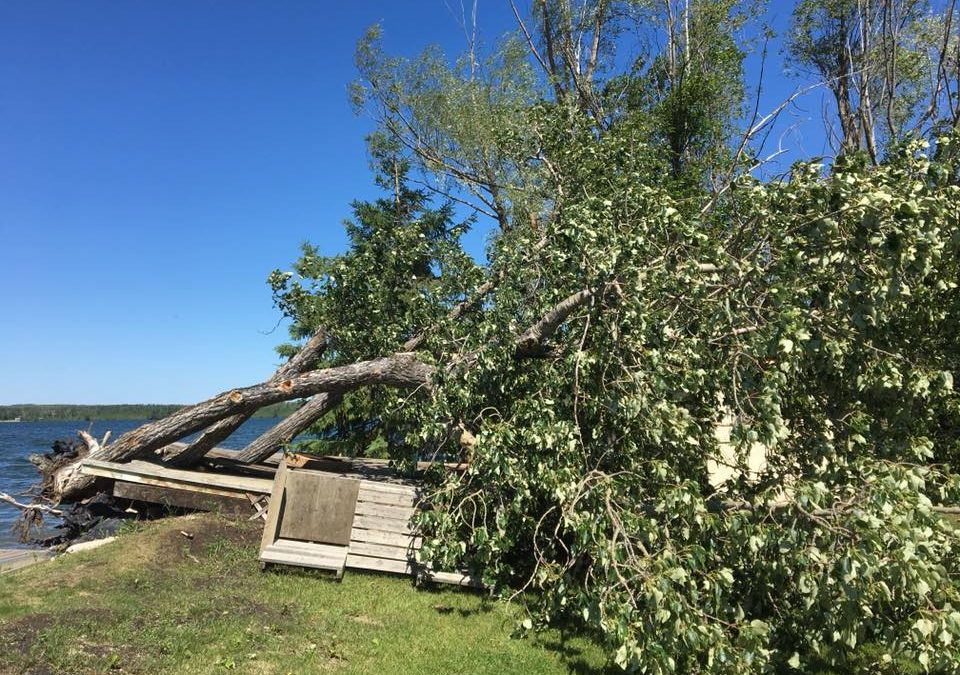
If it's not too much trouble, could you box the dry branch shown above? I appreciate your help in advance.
[165,328,329,467]
[0,492,63,517]
[53,354,434,501]
[234,392,343,464]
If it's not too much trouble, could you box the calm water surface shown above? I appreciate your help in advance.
[0,418,282,548]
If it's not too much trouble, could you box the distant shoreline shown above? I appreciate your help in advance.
[0,402,300,422]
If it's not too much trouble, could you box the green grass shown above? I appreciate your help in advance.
[0,513,610,674]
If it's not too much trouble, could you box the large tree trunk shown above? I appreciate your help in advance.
[231,284,598,465]
[234,392,343,464]
[51,285,596,501]
[53,354,434,502]
[228,277,503,466]
[164,329,329,468]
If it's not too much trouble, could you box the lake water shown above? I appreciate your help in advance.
[0,417,283,549]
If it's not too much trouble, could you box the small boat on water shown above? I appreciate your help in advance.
[0,417,20,423]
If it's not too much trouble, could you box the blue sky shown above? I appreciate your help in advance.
[0,1,821,404]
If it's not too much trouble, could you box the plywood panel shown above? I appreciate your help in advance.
[278,473,359,546]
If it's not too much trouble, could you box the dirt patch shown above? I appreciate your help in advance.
[0,612,55,655]
[154,514,259,561]
[0,608,135,675]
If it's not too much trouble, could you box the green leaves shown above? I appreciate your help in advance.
[413,132,960,672]
[285,21,960,663]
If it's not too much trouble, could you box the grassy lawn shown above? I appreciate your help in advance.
[0,513,610,675]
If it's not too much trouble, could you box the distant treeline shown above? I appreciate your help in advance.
[0,402,302,421]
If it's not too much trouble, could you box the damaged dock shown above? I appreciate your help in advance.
[78,449,481,588]
[0,548,53,574]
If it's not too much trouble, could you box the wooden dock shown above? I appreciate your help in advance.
[0,548,53,574]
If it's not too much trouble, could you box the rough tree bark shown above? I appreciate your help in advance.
[164,328,329,467]
[231,275,502,464]
[53,355,434,502]
[234,392,342,464]
[50,286,596,502]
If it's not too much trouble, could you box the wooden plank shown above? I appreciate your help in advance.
[82,458,272,494]
[356,480,420,497]
[260,461,290,555]
[344,553,481,588]
[351,514,417,534]
[346,553,416,575]
[357,479,420,495]
[357,488,419,507]
[348,540,417,561]
[423,570,485,588]
[350,527,421,549]
[278,473,359,545]
[261,546,347,571]
[353,501,416,520]
[113,481,252,515]
[282,470,420,494]
[0,549,53,574]
[272,538,350,556]
[263,542,346,561]
[126,460,272,493]
[83,464,263,499]
[266,540,349,564]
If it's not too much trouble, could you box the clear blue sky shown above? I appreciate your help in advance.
[0,1,817,405]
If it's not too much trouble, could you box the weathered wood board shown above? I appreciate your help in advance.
[259,463,356,576]
[112,481,253,516]
[257,460,483,588]
[278,472,359,545]
[0,548,53,574]
[81,458,273,495]
[260,539,349,576]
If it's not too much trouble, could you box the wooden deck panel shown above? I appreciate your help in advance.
[0,548,53,574]
[82,455,479,587]
[260,539,348,574]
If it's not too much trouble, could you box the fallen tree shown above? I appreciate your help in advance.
[164,327,330,467]
[47,354,434,501]
[46,278,598,503]
[232,392,341,463]
[22,3,960,669]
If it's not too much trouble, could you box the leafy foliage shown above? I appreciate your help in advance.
[272,4,960,671]
[269,145,481,457]
[415,131,960,672]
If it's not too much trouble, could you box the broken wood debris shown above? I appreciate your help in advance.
[64,444,477,587]
[18,324,481,585]
[258,459,482,587]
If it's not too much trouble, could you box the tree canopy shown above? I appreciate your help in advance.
[269,2,960,671]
